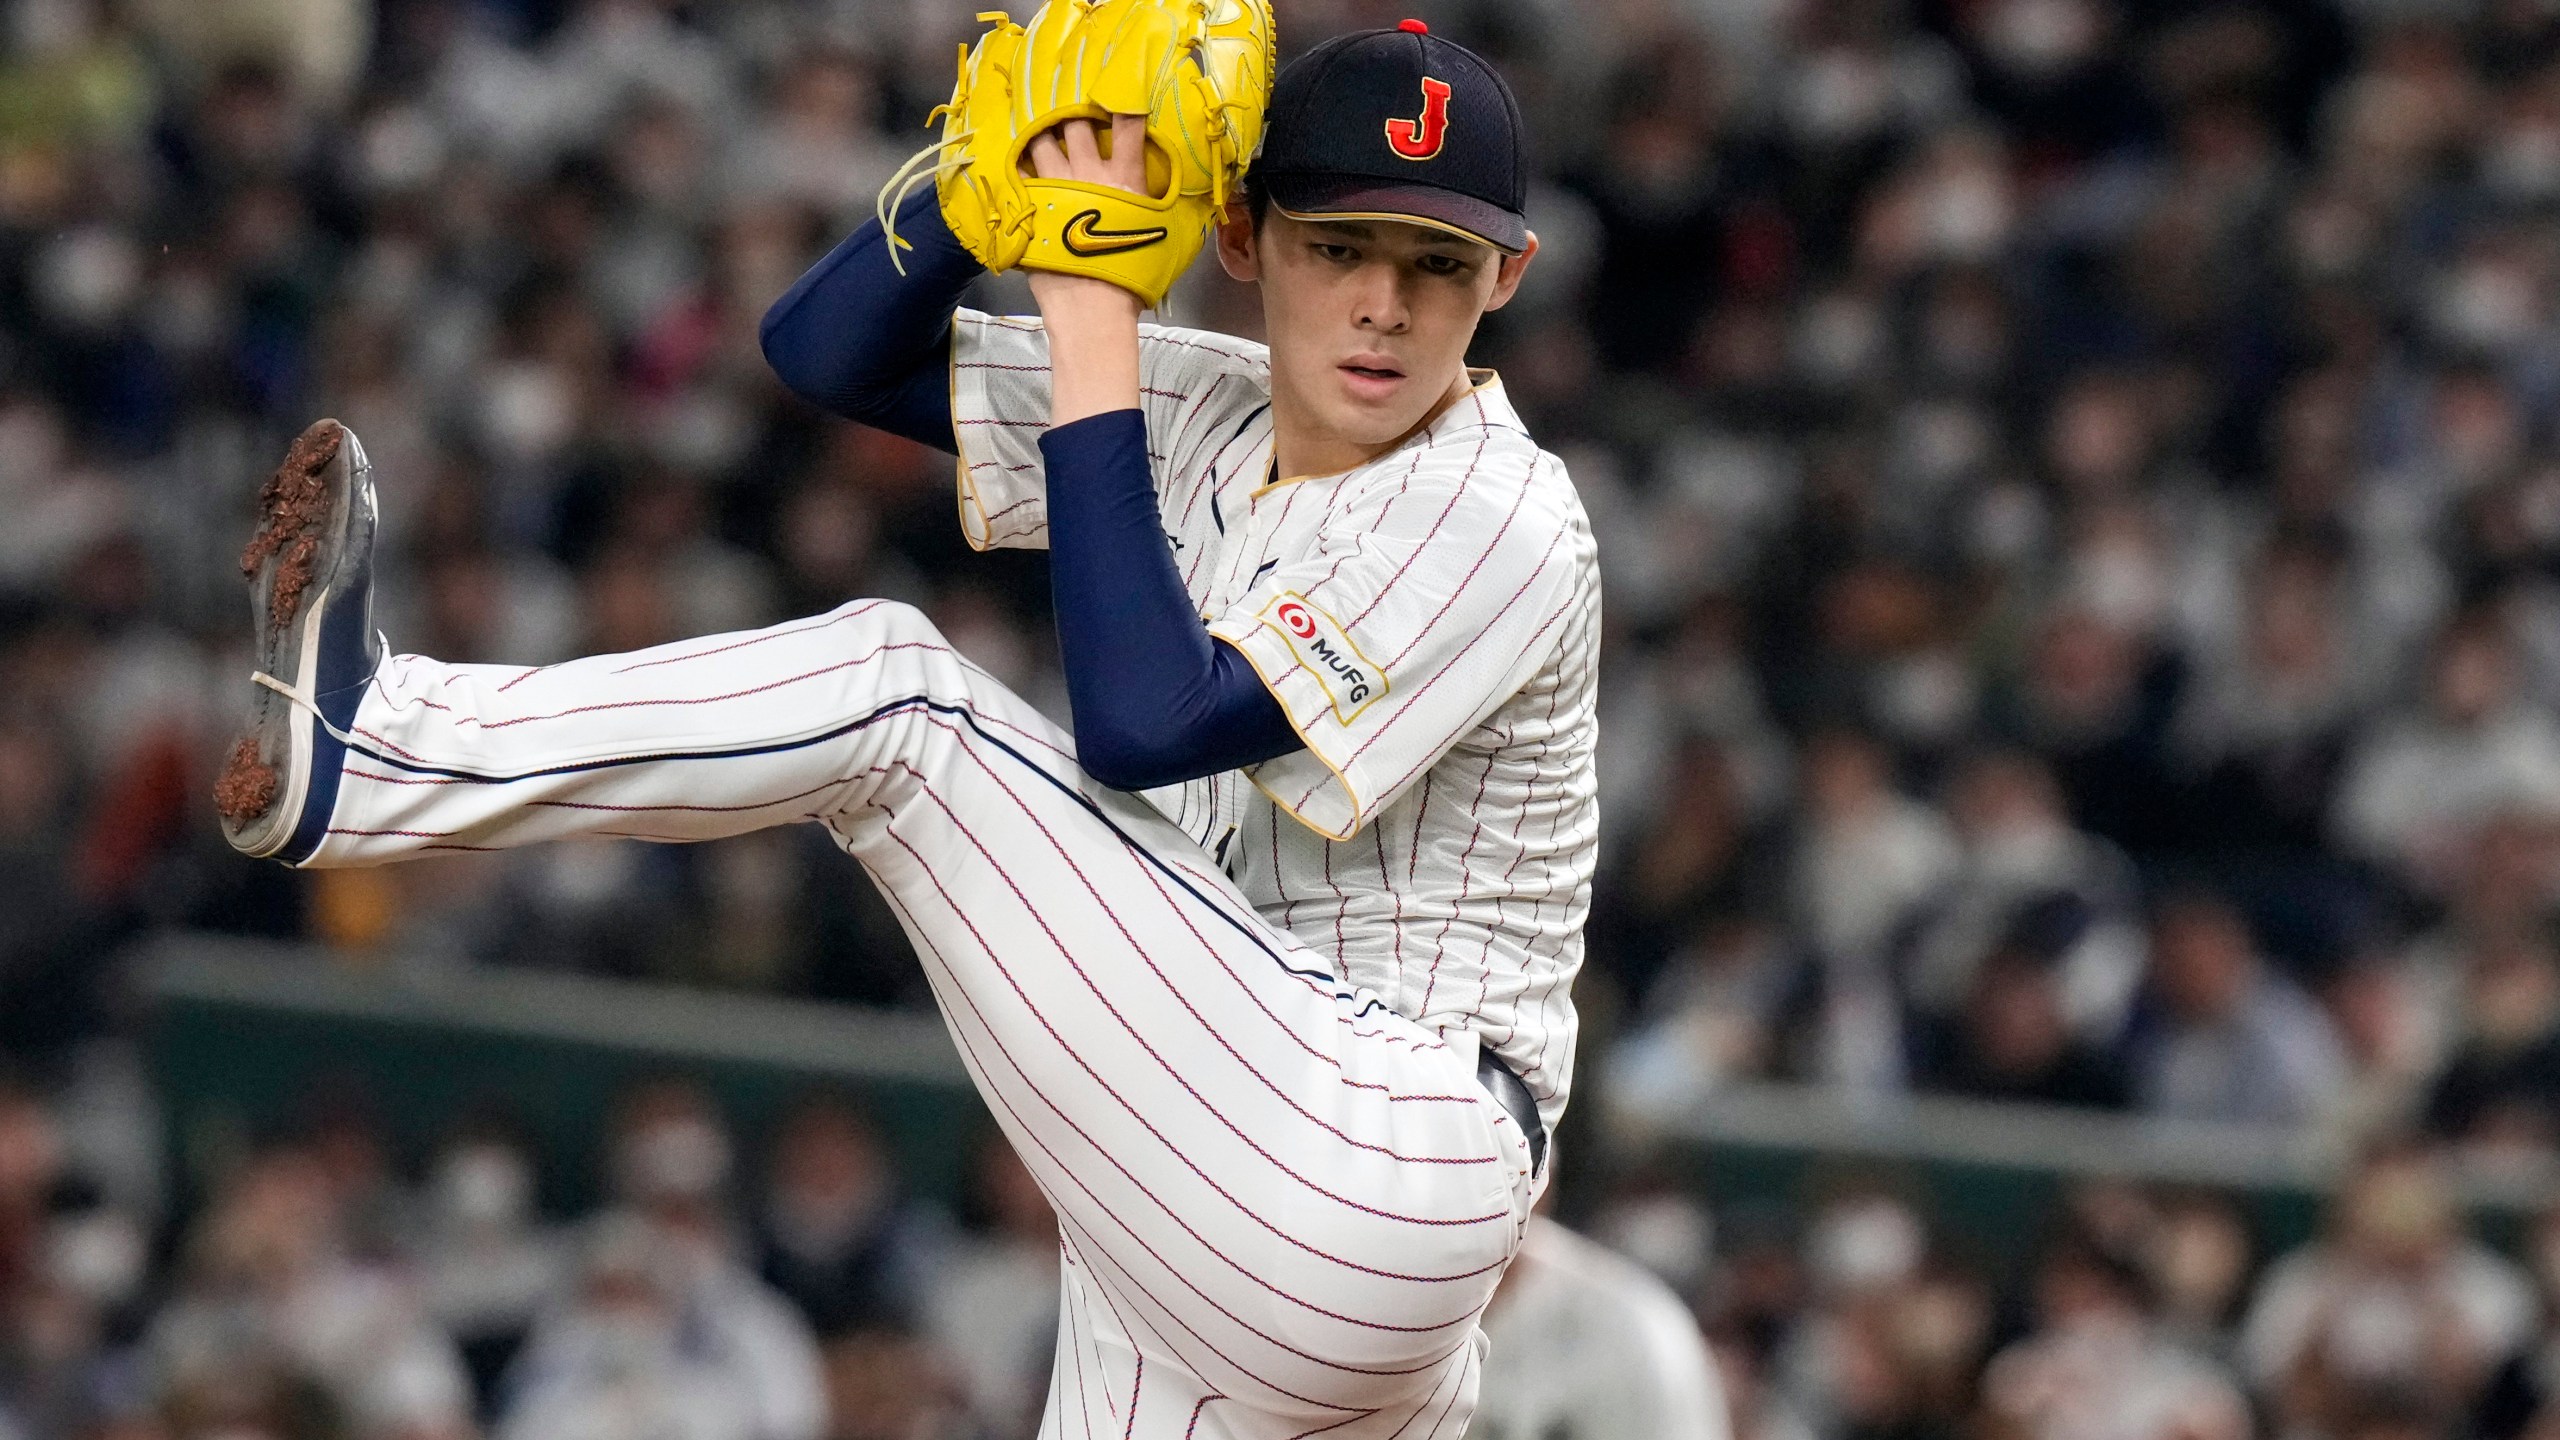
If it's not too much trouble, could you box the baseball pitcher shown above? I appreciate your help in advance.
[211,6,1598,1436]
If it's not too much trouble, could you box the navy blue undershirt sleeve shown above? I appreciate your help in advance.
[761,201,1298,789]
[1040,409,1305,791]
[758,190,980,451]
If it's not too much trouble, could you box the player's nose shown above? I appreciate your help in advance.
[1350,264,1412,334]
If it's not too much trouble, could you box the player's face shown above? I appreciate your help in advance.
[1217,211,1536,457]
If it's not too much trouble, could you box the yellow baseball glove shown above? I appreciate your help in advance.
[881,0,1275,309]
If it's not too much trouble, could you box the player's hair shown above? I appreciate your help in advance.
[1242,172,1271,228]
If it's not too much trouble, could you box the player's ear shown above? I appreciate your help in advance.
[1482,231,1538,314]
[1214,201,1261,283]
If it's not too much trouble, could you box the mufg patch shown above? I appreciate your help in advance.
[1262,593,1389,725]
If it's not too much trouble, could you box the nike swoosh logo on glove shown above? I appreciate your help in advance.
[1060,210,1170,257]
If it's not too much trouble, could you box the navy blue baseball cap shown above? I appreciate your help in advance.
[1255,20,1529,255]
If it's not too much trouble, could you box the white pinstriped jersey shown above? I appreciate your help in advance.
[951,310,1599,1128]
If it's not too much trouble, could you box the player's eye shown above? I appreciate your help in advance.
[1414,253,1473,278]
[1310,241,1359,264]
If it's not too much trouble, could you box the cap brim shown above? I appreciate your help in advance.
[1262,173,1529,254]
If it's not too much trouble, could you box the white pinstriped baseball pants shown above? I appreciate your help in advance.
[305,598,1537,1439]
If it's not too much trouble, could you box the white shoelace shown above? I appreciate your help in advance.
[249,668,365,748]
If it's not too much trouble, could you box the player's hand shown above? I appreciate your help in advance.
[1025,114,1151,195]
[1027,114,1149,422]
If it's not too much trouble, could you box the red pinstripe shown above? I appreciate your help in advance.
[343,768,447,786]
[1371,822,1403,1000]
[1405,772,1432,886]
[1321,836,1349,976]
[1137,331,1264,365]
[526,776,850,815]
[374,688,459,718]
[1476,738,1558,1045]
[1264,473,1313,536]
[1172,379,1238,525]
[1125,1351,1145,1440]
[1263,804,1292,919]
[1416,750,1501,1017]
[1075,1240,1167,1424]
[1064,1261,1097,1439]
[1285,1410,1379,1438]
[979,495,1042,526]
[610,602,888,675]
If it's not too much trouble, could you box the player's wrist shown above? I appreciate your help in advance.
[1034,273,1144,424]
[1030,269,1147,324]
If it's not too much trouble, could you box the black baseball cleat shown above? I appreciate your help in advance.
[212,420,383,864]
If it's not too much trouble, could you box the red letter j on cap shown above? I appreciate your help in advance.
[1385,77,1452,160]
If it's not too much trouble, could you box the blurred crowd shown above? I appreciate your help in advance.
[4,1063,2560,1440]
[0,1071,1075,1439]
[1588,1140,2560,1440]
[7,0,2560,1433]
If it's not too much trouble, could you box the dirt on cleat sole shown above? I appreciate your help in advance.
[212,736,279,826]
[238,421,345,640]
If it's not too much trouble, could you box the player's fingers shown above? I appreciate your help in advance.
[1027,130,1069,179]
[1109,114,1149,193]
[1062,117,1103,174]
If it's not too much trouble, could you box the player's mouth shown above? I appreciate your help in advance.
[1337,354,1408,401]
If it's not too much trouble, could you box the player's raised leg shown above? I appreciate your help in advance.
[209,419,1035,867]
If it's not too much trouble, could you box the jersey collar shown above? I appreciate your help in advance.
[1257,369,1528,496]
[1430,368,1527,441]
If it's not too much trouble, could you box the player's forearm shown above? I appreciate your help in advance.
[1029,274,1143,425]
[757,190,980,451]
[1040,409,1302,790]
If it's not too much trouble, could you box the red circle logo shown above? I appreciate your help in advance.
[1278,601,1318,639]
